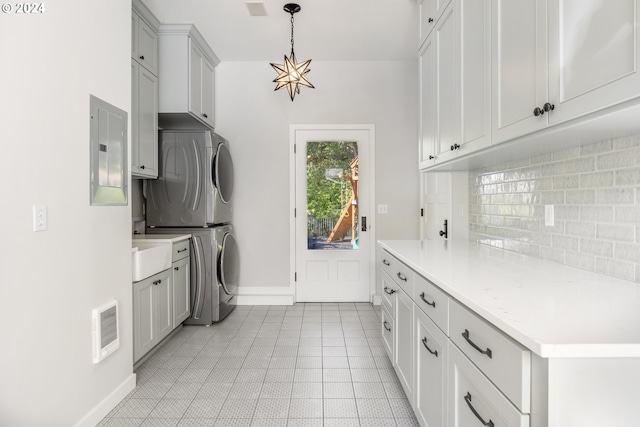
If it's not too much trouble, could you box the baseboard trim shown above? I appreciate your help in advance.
[73,373,136,427]
[235,287,294,305]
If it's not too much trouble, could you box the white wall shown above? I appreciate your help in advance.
[0,2,135,425]
[215,60,420,291]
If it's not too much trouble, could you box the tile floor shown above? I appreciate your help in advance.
[99,303,418,427]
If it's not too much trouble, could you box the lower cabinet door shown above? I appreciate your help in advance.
[172,256,190,327]
[395,288,414,404]
[449,343,529,427]
[155,269,173,343]
[415,307,448,427]
[381,304,394,362]
[133,276,155,363]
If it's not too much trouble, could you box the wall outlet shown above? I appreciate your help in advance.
[544,204,554,226]
[377,204,388,214]
[33,205,47,231]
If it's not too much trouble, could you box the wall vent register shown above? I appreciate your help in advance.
[92,300,119,364]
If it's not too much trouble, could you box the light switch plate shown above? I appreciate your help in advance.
[377,204,388,214]
[33,205,47,231]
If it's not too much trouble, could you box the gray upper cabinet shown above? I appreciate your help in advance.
[131,0,160,179]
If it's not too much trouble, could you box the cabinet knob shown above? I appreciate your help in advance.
[139,55,145,60]
[544,102,555,112]
[175,267,179,271]
[450,143,460,151]
[203,113,208,118]
[533,106,544,117]
[428,17,433,23]
[140,165,145,169]
[428,155,435,160]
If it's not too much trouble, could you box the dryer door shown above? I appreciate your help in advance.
[213,142,234,204]
[218,231,239,296]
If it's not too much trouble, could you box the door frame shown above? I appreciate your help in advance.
[289,124,376,303]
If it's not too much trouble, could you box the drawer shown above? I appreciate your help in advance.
[390,258,415,296]
[172,239,190,261]
[414,274,449,336]
[450,299,531,413]
[449,342,529,427]
[381,304,394,362]
[380,251,396,277]
[380,271,397,316]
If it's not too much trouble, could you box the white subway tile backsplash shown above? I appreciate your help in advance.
[469,134,640,283]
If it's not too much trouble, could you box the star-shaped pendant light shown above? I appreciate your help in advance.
[270,3,314,101]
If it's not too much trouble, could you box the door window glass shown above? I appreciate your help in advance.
[306,141,359,250]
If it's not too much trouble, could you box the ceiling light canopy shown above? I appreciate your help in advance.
[270,3,314,101]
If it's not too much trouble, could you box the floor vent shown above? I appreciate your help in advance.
[92,300,119,364]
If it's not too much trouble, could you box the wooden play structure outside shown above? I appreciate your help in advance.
[326,156,358,246]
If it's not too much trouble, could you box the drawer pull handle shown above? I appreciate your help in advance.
[464,392,494,427]
[384,286,396,295]
[177,248,187,253]
[421,337,438,357]
[382,259,390,266]
[383,321,391,332]
[396,272,408,282]
[462,329,493,359]
[419,292,436,308]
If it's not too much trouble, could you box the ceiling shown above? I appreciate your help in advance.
[143,0,420,62]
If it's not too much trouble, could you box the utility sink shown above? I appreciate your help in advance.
[131,241,172,282]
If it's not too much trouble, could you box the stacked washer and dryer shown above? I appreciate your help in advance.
[146,130,238,323]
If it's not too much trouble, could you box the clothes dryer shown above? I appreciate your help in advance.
[146,130,234,227]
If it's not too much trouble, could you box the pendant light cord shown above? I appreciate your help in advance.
[290,13,295,56]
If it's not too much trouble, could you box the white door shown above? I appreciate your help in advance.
[291,125,374,302]
[420,172,451,240]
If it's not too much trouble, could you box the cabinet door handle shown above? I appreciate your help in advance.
[140,165,145,169]
[464,392,495,427]
[428,17,433,23]
[396,272,408,282]
[450,143,460,151]
[203,113,208,118]
[382,259,390,266]
[177,248,187,253]
[428,155,435,160]
[174,267,179,271]
[533,106,544,116]
[384,286,396,295]
[139,55,145,60]
[462,329,492,358]
[421,337,438,357]
[544,102,555,112]
[383,321,391,332]
[419,292,436,308]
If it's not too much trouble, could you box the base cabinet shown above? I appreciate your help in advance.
[415,308,448,427]
[133,268,172,363]
[449,343,529,427]
[171,240,191,328]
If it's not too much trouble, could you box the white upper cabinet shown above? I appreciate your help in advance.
[419,0,491,169]
[158,24,220,130]
[547,0,640,124]
[491,0,548,144]
[132,14,158,75]
[419,0,453,44]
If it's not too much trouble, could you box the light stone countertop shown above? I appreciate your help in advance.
[132,234,191,244]
[378,239,640,358]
